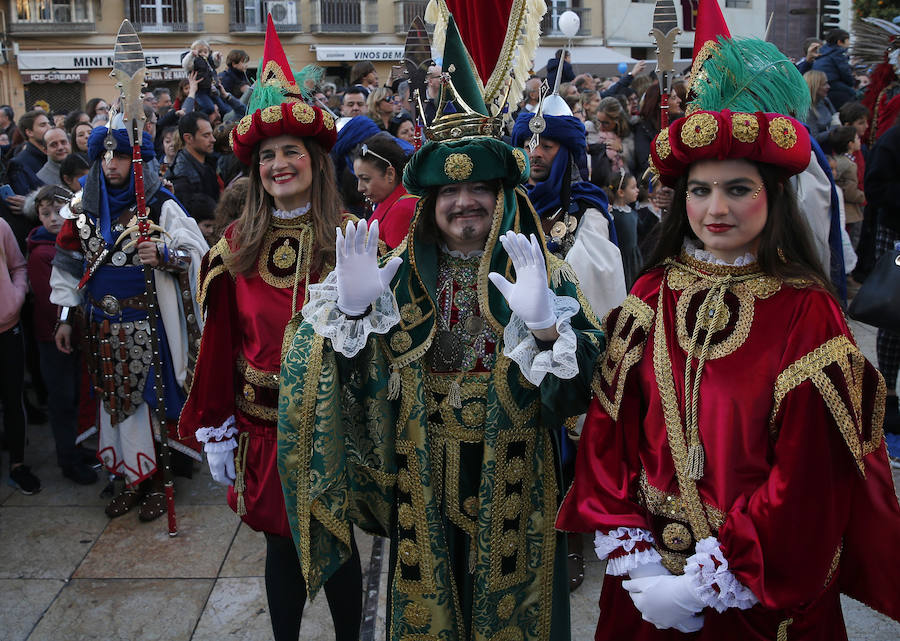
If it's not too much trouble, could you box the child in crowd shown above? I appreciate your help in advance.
[829,125,866,249]
[218,49,252,99]
[606,168,643,290]
[0,215,39,493]
[184,192,219,247]
[181,40,244,119]
[26,184,98,485]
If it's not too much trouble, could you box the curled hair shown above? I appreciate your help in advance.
[225,138,343,276]
[641,161,833,294]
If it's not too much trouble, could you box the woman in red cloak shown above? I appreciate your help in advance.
[557,109,900,640]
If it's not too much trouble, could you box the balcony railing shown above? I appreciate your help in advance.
[10,0,95,33]
[310,0,377,33]
[540,3,591,37]
[127,0,203,33]
[230,0,302,32]
[393,0,429,33]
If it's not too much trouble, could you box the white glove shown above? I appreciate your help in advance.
[205,441,236,486]
[335,219,403,316]
[628,560,670,580]
[622,573,706,633]
[488,232,556,330]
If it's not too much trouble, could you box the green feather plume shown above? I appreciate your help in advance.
[691,37,810,118]
[247,62,324,114]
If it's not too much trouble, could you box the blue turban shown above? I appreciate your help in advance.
[87,126,156,164]
[511,112,615,245]
[330,116,381,177]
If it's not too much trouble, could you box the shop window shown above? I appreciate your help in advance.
[14,0,92,23]
[24,82,85,116]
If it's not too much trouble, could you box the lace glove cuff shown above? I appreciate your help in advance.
[594,527,663,576]
[302,270,400,358]
[196,416,238,444]
[684,537,759,612]
[503,292,580,386]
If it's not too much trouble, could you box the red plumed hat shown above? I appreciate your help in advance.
[229,15,336,164]
[649,110,810,188]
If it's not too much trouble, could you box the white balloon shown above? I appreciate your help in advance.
[559,10,580,38]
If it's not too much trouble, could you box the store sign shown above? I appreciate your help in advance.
[21,70,89,83]
[17,50,185,70]
[146,69,189,81]
[314,46,404,62]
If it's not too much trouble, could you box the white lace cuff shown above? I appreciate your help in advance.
[684,537,759,612]
[502,292,580,386]
[204,437,237,453]
[302,270,401,358]
[195,416,237,443]
[594,527,662,576]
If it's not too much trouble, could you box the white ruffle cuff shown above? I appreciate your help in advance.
[196,416,237,446]
[684,537,759,612]
[502,292,580,386]
[594,527,663,576]
[302,270,401,358]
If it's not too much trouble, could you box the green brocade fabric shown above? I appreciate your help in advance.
[278,178,604,639]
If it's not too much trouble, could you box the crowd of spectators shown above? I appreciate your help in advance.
[0,29,893,493]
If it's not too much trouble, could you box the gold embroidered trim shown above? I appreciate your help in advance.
[655,126,671,159]
[291,101,315,124]
[731,113,760,143]
[489,427,536,591]
[261,104,283,124]
[443,153,474,181]
[653,278,713,541]
[824,542,842,587]
[395,438,436,594]
[681,112,718,148]
[595,295,654,421]
[776,618,794,641]
[235,393,277,421]
[258,224,313,289]
[197,236,233,309]
[512,148,527,174]
[237,355,280,389]
[769,117,798,149]
[674,278,754,361]
[771,335,885,476]
[322,111,335,130]
[236,115,252,135]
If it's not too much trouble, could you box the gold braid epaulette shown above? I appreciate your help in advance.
[196,236,233,309]
[593,294,654,421]
[771,334,886,477]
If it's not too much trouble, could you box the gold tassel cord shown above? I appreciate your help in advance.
[234,431,250,517]
[682,278,731,481]
[448,378,463,409]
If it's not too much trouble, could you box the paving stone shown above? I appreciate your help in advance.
[27,578,212,641]
[74,504,239,579]
[843,595,900,641]
[0,578,65,641]
[192,577,274,641]
[0,506,108,579]
[219,523,266,578]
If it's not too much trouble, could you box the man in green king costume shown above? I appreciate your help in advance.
[278,12,603,640]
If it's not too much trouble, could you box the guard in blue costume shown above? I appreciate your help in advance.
[511,100,626,322]
[50,124,208,521]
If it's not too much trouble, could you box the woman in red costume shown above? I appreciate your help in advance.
[352,133,417,249]
[557,109,900,640]
[178,19,362,641]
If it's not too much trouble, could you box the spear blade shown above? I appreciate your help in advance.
[110,19,147,147]
[650,0,680,78]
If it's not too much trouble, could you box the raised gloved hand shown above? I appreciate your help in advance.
[205,442,236,487]
[335,219,403,316]
[622,573,706,633]
[488,232,556,330]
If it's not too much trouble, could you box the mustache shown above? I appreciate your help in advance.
[447,207,489,221]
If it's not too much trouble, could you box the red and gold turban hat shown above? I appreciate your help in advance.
[229,15,336,165]
[648,109,811,188]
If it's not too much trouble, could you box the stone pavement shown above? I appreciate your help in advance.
[2,320,899,641]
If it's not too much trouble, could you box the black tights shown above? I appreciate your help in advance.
[264,531,362,641]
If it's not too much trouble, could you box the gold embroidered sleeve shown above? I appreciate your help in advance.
[196,236,233,310]
[771,335,886,477]
[594,294,655,421]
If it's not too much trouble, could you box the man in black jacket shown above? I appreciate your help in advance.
[7,110,51,196]
[166,111,221,204]
[812,29,855,109]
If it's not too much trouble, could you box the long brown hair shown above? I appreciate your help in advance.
[224,137,342,275]
[641,161,833,294]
